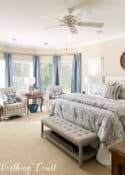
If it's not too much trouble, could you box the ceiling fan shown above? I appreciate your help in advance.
[41,8,104,34]
[59,8,104,34]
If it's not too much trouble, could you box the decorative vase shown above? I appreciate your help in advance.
[29,104,39,113]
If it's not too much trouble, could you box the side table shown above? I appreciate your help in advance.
[25,92,44,114]
[109,141,125,175]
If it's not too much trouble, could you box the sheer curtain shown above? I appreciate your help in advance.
[13,55,33,93]
[60,55,72,93]
[87,57,104,95]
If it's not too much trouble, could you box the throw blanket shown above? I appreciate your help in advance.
[50,93,125,165]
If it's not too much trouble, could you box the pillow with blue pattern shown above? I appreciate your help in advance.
[6,93,17,104]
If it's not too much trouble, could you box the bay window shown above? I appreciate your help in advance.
[87,56,104,95]
[40,56,52,94]
[0,54,5,88]
[60,56,73,93]
[13,55,33,94]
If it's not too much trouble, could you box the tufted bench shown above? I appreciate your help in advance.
[41,116,99,167]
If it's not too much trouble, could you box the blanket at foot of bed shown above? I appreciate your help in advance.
[50,94,125,166]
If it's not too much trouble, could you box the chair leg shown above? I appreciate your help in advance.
[41,121,44,138]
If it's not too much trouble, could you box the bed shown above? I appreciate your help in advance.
[50,77,125,166]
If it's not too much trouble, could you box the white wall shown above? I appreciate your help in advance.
[81,37,125,91]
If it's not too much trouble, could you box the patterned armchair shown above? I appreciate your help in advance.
[46,86,63,111]
[0,87,27,119]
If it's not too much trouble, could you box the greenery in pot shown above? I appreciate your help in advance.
[33,84,39,92]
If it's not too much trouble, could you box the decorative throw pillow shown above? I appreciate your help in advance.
[104,85,121,99]
[119,85,125,99]
[6,93,17,104]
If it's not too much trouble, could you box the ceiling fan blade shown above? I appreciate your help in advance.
[42,24,64,30]
[78,22,104,28]
[40,15,61,21]
[69,26,78,34]
[59,24,66,26]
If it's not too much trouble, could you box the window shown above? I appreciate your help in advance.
[87,57,104,95]
[60,56,73,93]
[0,54,5,88]
[13,55,33,94]
[40,56,52,95]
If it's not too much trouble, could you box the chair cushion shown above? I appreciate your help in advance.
[6,102,25,110]
[50,90,63,99]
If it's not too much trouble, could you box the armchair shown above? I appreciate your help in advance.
[46,86,63,111]
[0,87,27,119]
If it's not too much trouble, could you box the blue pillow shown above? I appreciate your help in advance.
[6,93,16,104]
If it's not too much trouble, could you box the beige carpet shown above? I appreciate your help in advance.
[0,112,111,175]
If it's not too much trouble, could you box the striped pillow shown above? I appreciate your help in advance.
[119,85,125,99]
[104,85,121,99]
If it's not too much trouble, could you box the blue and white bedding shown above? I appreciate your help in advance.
[50,93,125,165]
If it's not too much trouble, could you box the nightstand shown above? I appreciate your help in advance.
[109,141,125,175]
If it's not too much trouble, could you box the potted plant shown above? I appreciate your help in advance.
[33,84,40,93]
[29,83,39,113]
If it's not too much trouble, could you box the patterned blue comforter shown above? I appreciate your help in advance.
[51,93,125,146]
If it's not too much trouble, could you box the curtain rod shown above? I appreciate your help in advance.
[0,51,81,57]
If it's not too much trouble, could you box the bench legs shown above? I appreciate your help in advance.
[41,122,44,138]
[79,145,83,168]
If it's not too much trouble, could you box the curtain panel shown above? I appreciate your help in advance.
[4,53,13,87]
[71,54,81,93]
[52,55,61,85]
[33,55,41,90]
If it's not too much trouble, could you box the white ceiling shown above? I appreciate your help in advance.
[0,0,125,49]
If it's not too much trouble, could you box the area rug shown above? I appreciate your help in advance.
[0,112,110,175]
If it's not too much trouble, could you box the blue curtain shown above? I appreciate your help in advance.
[53,55,60,85]
[4,53,13,87]
[71,54,81,93]
[33,55,41,90]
